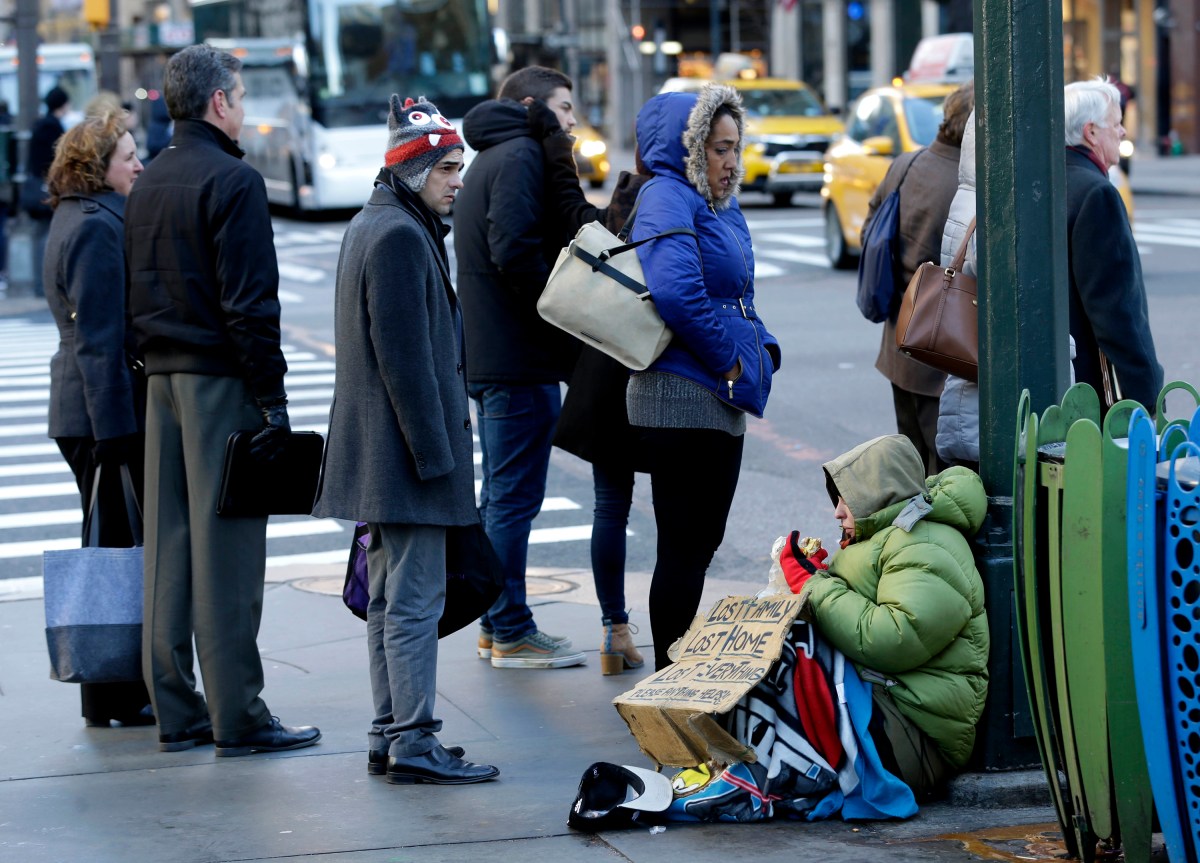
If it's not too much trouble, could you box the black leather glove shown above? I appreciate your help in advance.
[250,397,291,463]
[527,98,567,141]
[93,433,140,467]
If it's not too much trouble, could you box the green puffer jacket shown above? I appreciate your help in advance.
[800,435,990,768]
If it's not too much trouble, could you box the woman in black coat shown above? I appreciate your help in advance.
[44,107,153,728]
[551,167,649,675]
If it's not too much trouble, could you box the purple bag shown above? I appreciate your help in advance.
[341,520,503,637]
[342,522,370,621]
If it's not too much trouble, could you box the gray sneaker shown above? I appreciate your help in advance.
[477,627,571,659]
[491,630,587,669]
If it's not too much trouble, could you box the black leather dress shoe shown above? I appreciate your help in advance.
[386,745,499,785]
[368,745,464,775]
[214,717,321,757]
[158,718,214,752]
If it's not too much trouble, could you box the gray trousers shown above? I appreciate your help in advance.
[366,523,446,757]
[142,373,271,739]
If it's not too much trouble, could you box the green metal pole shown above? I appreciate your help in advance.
[973,0,1072,768]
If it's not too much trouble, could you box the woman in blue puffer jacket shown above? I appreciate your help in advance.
[627,84,782,669]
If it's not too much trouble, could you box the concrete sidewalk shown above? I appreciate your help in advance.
[0,555,1064,863]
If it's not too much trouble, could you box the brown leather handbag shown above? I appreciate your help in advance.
[895,218,978,382]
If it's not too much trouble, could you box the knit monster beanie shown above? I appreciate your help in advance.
[384,95,465,192]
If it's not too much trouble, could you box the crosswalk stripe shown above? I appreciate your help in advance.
[0,518,345,561]
[0,442,59,457]
[0,508,79,529]
[755,262,788,279]
[0,365,48,377]
[0,390,49,404]
[756,232,825,248]
[285,373,336,386]
[745,217,823,229]
[1132,229,1200,248]
[0,461,70,478]
[0,406,47,419]
[0,481,78,500]
[278,264,325,284]
[760,249,833,267]
[0,536,79,559]
[0,423,48,438]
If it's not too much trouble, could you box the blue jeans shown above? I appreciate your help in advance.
[470,383,561,643]
[592,461,633,626]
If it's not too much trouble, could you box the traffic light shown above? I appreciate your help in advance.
[83,0,110,30]
[630,23,646,42]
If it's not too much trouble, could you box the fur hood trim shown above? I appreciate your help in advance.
[683,84,746,210]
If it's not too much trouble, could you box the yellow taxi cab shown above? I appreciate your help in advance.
[573,122,610,188]
[821,82,958,268]
[660,76,843,206]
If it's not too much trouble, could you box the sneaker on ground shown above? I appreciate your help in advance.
[490,630,587,669]
[477,628,571,659]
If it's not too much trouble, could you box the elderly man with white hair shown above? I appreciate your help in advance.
[1064,77,1163,411]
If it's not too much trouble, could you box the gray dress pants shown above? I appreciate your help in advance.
[142,373,272,740]
[365,523,446,758]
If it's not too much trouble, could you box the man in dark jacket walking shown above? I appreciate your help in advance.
[125,44,319,757]
[454,66,587,669]
[312,95,498,786]
[23,86,71,292]
[1064,78,1162,410]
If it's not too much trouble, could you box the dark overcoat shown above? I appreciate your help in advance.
[311,179,477,526]
[44,191,141,441]
[1064,147,1163,408]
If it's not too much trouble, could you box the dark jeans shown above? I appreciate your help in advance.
[591,461,634,626]
[640,426,745,670]
[891,384,946,476]
[56,436,151,723]
[469,383,561,643]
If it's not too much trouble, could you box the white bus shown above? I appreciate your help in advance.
[192,0,494,210]
[0,43,98,126]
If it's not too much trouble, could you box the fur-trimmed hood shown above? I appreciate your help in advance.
[635,84,746,209]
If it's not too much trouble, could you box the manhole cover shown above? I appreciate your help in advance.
[291,576,343,597]
[527,575,577,596]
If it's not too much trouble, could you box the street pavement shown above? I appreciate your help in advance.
[3,151,1196,861]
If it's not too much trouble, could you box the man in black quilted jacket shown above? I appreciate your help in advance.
[126,44,319,758]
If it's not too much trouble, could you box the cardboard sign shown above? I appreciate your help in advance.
[613,595,803,768]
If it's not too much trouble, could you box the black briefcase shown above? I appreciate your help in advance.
[216,430,324,517]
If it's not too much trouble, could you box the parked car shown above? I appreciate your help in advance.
[573,122,610,188]
[660,76,843,206]
[821,82,958,268]
[821,81,1136,268]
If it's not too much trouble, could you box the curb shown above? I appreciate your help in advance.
[944,768,1051,809]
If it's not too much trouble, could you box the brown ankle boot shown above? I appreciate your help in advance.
[600,623,645,675]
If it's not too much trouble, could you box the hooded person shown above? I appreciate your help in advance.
[313,95,499,786]
[786,435,989,798]
[624,84,782,671]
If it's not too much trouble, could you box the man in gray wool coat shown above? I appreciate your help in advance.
[311,96,499,786]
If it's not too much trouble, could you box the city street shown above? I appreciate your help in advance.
[3,185,1196,592]
[0,166,1196,862]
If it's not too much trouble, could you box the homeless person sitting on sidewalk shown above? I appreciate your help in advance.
[788,434,990,800]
